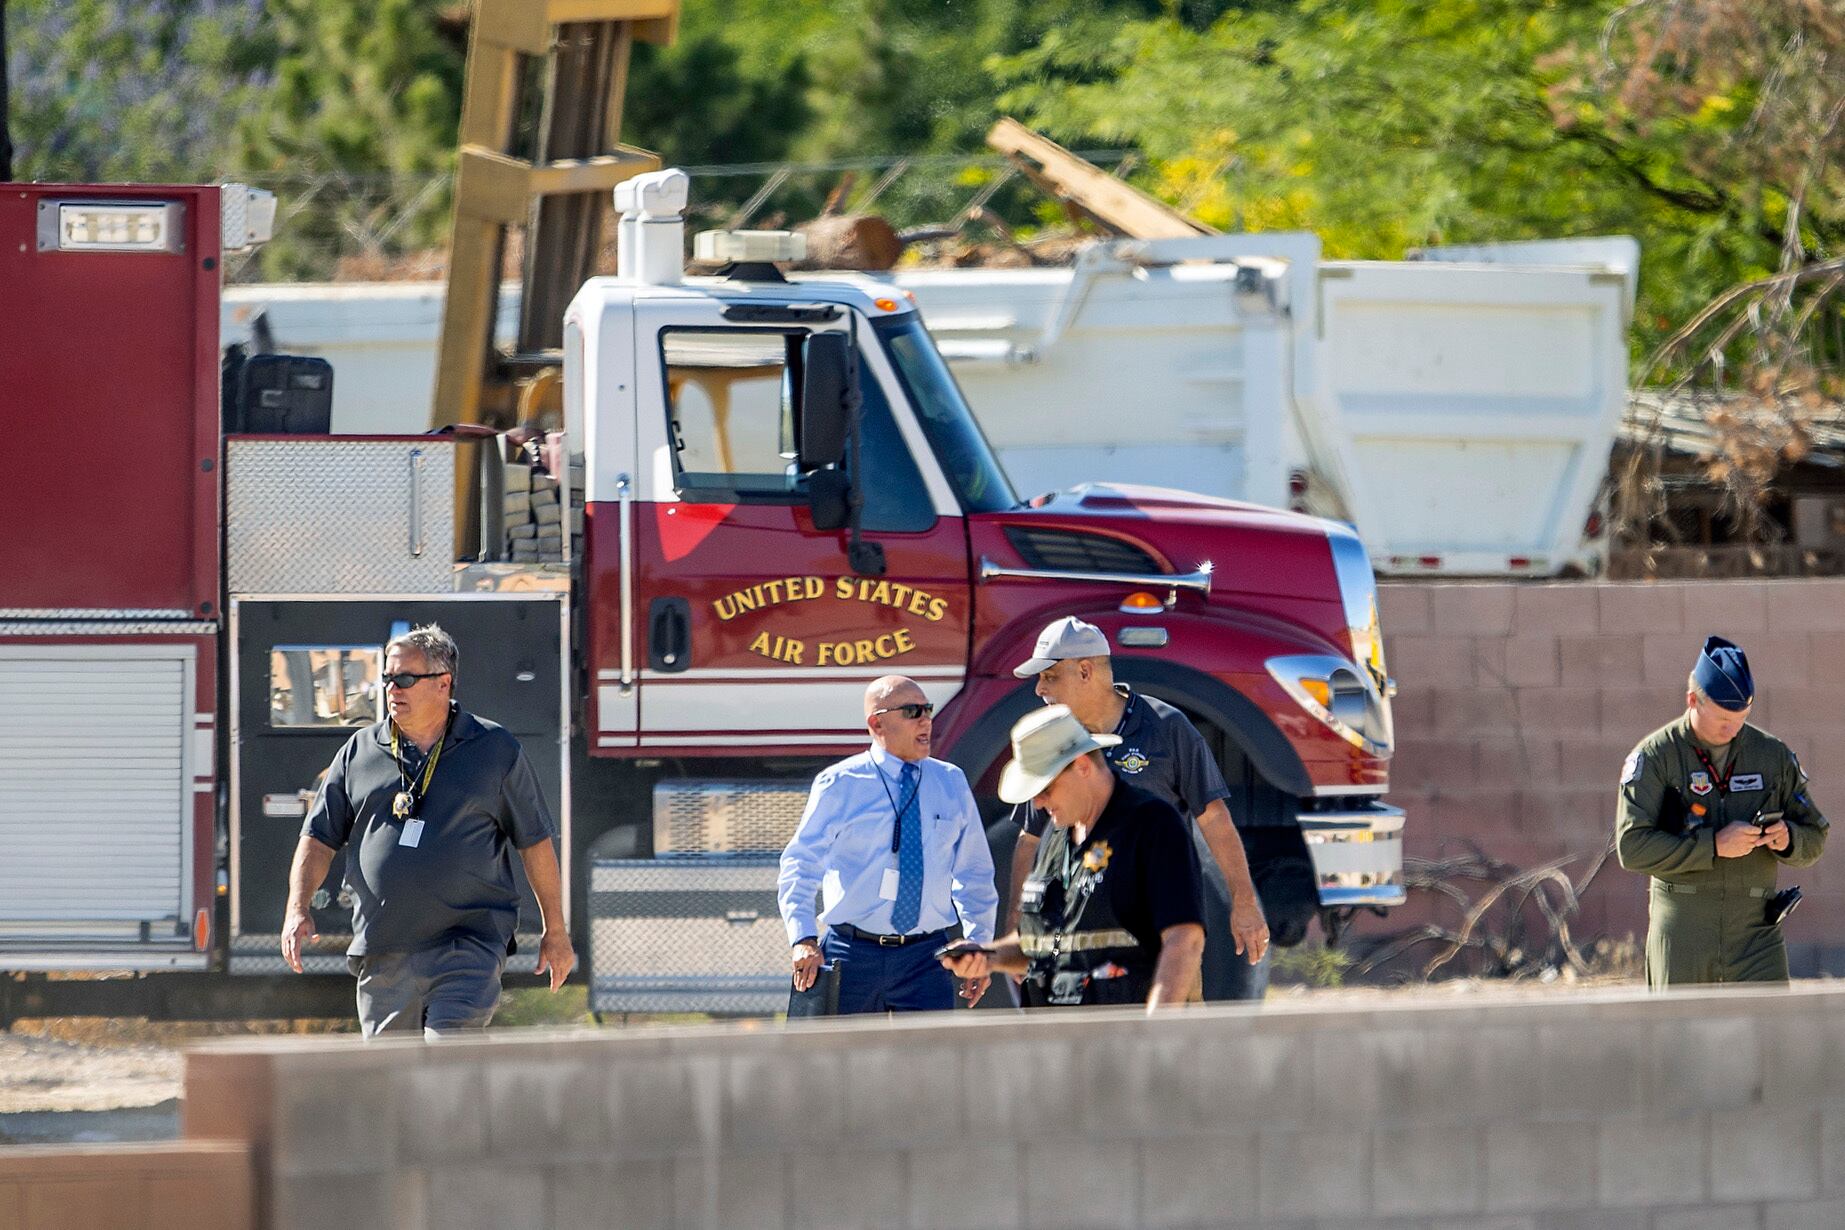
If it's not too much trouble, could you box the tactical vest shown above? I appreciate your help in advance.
[1018,821,1152,1007]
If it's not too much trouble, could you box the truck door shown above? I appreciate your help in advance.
[607,301,969,754]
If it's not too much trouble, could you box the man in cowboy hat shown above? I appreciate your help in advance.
[1617,635,1828,988]
[941,705,1205,1011]
[1003,616,1269,1000]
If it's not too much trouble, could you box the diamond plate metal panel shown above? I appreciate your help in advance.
[589,856,789,1015]
[652,780,811,854]
[226,439,457,595]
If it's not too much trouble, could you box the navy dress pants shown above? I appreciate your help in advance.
[823,928,956,1014]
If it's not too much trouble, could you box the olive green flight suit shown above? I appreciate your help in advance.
[1616,715,1827,988]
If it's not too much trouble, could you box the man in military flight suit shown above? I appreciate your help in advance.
[941,705,1206,1012]
[1617,635,1828,988]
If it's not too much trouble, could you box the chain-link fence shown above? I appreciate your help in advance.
[225,148,1138,284]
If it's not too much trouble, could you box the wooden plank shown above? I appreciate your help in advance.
[986,116,1212,240]
[548,0,678,24]
[457,39,521,143]
[478,0,678,52]
[455,147,535,225]
[530,151,660,197]
[474,0,552,55]
[431,219,498,432]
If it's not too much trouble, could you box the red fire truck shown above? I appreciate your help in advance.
[0,175,1401,1019]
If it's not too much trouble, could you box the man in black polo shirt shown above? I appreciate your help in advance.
[942,705,1205,1010]
[281,624,573,1038]
[1004,617,1270,1000]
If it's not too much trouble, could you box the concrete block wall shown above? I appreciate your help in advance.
[1377,579,1845,967]
[185,985,1845,1229]
[0,1140,252,1230]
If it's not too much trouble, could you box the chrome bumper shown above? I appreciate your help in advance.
[1301,802,1406,908]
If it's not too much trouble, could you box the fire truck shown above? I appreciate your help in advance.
[0,174,1402,1019]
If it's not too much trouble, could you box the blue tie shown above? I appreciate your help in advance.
[891,762,924,933]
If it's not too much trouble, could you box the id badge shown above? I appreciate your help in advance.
[399,818,425,848]
[1019,877,1046,913]
[879,867,900,900]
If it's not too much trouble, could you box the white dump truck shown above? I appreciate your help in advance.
[223,233,1636,576]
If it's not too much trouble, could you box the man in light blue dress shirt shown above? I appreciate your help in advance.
[779,675,998,1013]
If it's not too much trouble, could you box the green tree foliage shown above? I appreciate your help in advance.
[992,0,1845,355]
[6,0,269,182]
[230,0,464,279]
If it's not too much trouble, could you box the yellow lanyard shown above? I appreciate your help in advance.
[389,720,448,810]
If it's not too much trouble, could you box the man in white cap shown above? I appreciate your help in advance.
[1004,616,1270,1000]
[941,705,1205,1011]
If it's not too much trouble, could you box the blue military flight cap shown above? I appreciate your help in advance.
[1692,635,1753,711]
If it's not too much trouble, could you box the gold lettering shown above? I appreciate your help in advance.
[893,628,915,654]
[731,590,759,615]
[804,576,824,600]
[817,641,836,666]
[761,579,785,605]
[714,595,739,621]
[868,580,893,608]
[907,590,930,616]
[854,639,876,665]
[874,633,896,659]
[889,583,913,608]
[834,577,854,601]
[749,630,808,663]
[926,596,948,622]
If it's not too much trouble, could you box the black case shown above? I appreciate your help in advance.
[223,348,334,434]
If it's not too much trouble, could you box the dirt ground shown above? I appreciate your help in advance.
[0,1028,182,1115]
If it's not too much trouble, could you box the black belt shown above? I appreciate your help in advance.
[833,923,948,949]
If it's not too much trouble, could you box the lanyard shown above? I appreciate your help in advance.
[876,760,922,853]
[390,709,454,814]
[1691,744,1733,797]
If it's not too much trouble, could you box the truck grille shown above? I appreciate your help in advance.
[1004,526,1162,574]
[653,780,812,854]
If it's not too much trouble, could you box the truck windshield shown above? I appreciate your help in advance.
[874,315,1020,512]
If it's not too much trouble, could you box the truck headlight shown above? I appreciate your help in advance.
[1268,654,1391,755]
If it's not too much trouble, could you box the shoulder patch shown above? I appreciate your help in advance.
[1621,750,1644,786]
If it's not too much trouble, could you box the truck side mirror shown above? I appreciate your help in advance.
[807,468,850,532]
[797,332,852,471]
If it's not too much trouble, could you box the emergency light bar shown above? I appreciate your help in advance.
[39,200,183,253]
[694,229,806,264]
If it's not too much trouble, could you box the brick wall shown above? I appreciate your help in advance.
[1377,579,1845,970]
[0,1140,251,1230]
[185,987,1845,1229]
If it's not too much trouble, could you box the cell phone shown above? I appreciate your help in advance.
[1766,886,1802,928]
[933,942,994,961]
[1755,810,1785,829]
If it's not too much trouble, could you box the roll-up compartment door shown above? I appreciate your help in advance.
[0,645,193,930]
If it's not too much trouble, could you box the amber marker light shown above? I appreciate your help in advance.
[1118,591,1164,614]
[874,297,900,312]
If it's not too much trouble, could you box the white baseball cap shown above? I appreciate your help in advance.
[997,705,1122,804]
[1012,616,1111,679]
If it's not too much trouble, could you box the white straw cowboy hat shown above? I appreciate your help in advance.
[997,704,1121,805]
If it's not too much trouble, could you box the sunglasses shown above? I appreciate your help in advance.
[384,671,450,690]
[871,702,934,721]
